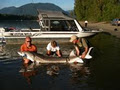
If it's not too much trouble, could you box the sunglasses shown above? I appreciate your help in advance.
[26,41,31,42]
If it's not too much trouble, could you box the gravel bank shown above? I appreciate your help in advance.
[80,21,120,38]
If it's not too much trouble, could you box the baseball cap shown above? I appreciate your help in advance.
[70,35,77,42]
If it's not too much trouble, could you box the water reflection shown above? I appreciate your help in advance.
[0,44,4,53]
[19,61,91,87]
[46,65,60,76]
[19,63,38,85]
[0,43,7,59]
[0,43,10,59]
[69,63,90,84]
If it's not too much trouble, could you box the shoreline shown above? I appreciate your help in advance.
[80,21,120,38]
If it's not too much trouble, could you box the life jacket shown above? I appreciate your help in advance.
[74,38,88,49]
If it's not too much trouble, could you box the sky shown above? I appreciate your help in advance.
[0,0,74,10]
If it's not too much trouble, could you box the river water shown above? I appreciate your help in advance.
[0,21,120,90]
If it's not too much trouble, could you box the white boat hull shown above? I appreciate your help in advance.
[0,30,100,44]
[0,31,97,38]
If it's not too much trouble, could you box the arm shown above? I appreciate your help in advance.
[20,44,24,52]
[81,47,88,59]
[47,50,51,56]
[56,46,62,57]
[56,50,62,57]
[81,38,88,59]
[33,45,37,53]
[20,44,30,64]
[46,43,51,55]
[75,46,80,56]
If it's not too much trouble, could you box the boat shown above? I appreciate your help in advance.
[0,10,101,44]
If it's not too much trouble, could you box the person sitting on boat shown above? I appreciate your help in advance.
[46,40,62,57]
[20,36,37,64]
[70,35,89,59]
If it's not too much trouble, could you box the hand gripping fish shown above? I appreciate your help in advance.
[18,47,93,64]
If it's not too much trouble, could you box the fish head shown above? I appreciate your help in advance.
[17,51,34,62]
[17,51,26,57]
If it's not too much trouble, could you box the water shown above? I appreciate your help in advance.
[88,33,120,90]
[0,20,40,29]
[0,21,120,90]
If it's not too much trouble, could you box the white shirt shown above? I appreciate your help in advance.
[46,42,60,52]
[85,20,88,23]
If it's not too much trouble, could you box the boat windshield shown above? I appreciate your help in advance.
[40,20,78,31]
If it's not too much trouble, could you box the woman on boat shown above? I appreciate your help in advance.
[70,35,89,59]
[20,36,37,64]
[46,40,62,57]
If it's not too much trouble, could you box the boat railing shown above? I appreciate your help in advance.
[0,31,42,37]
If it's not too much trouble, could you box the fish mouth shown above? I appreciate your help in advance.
[17,52,25,56]
[17,52,21,55]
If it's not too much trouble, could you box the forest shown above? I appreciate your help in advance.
[0,14,37,20]
[74,0,120,21]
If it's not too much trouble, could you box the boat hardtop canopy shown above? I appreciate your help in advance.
[37,9,83,32]
[37,9,74,20]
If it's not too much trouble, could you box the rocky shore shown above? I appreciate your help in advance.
[80,21,120,38]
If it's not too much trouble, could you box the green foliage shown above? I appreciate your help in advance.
[74,0,120,21]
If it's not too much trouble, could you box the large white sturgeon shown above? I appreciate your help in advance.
[18,47,93,64]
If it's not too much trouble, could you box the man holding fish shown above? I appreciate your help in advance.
[70,35,89,59]
[20,36,37,64]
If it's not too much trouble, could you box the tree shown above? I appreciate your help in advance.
[74,0,120,21]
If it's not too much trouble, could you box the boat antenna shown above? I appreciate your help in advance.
[31,0,40,21]
[31,0,34,4]
[31,0,41,31]
[31,0,38,15]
